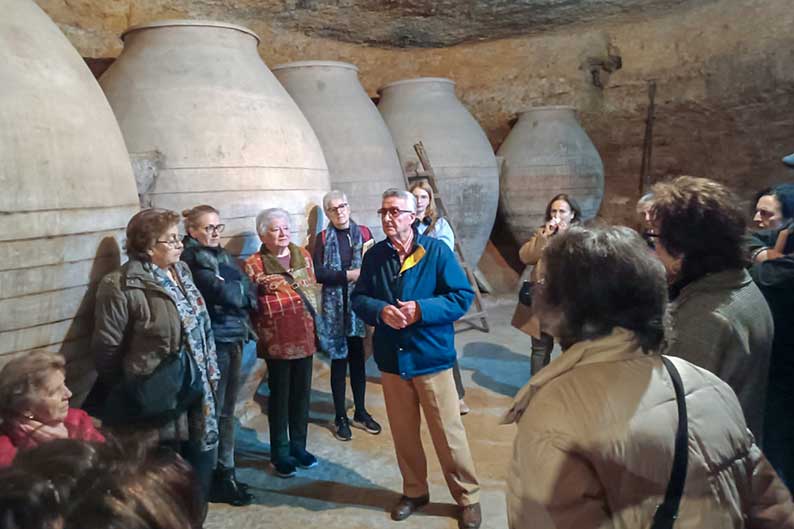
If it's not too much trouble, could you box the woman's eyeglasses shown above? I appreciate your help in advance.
[201,224,226,234]
[156,237,183,248]
[326,203,349,214]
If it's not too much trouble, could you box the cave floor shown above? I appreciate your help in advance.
[206,299,536,529]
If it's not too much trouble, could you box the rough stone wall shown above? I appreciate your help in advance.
[37,0,794,254]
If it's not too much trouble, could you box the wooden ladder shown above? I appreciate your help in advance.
[403,142,490,333]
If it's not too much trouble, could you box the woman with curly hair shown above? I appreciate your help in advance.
[651,176,773,441]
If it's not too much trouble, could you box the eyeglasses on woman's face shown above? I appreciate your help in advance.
[156,236,183,248]
[201,223,225,234]
[326,203,349,215]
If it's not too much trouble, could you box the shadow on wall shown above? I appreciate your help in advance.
[62,236,123,406]
[306,204,323,252]
[459,341,531,398]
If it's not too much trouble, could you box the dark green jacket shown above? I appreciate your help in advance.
[180,236,257,344]
[92,258,184,381]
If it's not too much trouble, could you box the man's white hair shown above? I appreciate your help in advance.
[382,188,417,212]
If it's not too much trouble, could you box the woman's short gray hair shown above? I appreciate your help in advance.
[382,188,417,212]
[256,208,291,235]
[323,190,348,211]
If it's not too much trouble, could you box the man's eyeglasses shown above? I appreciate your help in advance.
[156,237,183,248]
[326,203,349,214]
[377,207,414,218]
[201,224,226,234]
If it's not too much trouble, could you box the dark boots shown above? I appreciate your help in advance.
[209,465,254,506]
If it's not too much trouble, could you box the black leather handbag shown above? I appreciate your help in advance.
[518,280,534,307]
[102,348,203,427]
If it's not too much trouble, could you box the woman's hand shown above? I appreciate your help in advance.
[756,225,792,262]
[556,219,570,233]
[542,219,560,237]
[346,268,361,282]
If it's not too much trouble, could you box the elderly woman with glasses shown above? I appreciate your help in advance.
[0,351,105,468]
[244,208,320,478]
[312,191,381,442]
[180,205,256,506]
[92,208,220,509]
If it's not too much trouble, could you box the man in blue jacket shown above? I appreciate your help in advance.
[352,189,481,529]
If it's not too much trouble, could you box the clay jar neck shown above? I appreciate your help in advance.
[518,106,578,126]
[273,61,361,98]
[273,61,359,79]
[378,78,456,102]
[120,20,261,54]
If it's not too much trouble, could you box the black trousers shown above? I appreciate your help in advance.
[160,439,216,526]
[531,332,554,376]
[330,336,368,418]
[763,379,794,490]
[265,355,313,462]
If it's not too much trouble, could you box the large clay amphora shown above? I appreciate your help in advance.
[273,61,404,240]
[100,20,331,256]
[0,0,139,400]
[498,106,604,245]
[378,78,499,266]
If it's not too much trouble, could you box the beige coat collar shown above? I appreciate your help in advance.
[502,327,649,424]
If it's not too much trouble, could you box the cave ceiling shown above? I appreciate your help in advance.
[202,0,704,47]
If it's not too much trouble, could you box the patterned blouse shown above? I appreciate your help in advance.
[244,243,319,360]
[152,263,220,451]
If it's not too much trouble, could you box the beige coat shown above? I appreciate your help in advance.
[511,228,550,339]
[504,328,794,529]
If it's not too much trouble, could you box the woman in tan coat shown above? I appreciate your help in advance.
[504,225,794,529]
[512,193,581,375]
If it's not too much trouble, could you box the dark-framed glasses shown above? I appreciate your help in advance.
[326,203,349,214]
[202,223,226,234]
[377,207,413,218]
[156,237,183,248]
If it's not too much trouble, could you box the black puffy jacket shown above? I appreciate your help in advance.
[181,236,257,344]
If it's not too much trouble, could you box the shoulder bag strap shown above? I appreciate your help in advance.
[282,273,319,319]
[651,356,689,529]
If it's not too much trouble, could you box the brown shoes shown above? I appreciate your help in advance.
[390,495,481,528]
[459,503,482,529]
[390,494,430,521]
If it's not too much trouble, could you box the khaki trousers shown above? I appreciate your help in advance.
[381,368,481,505]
